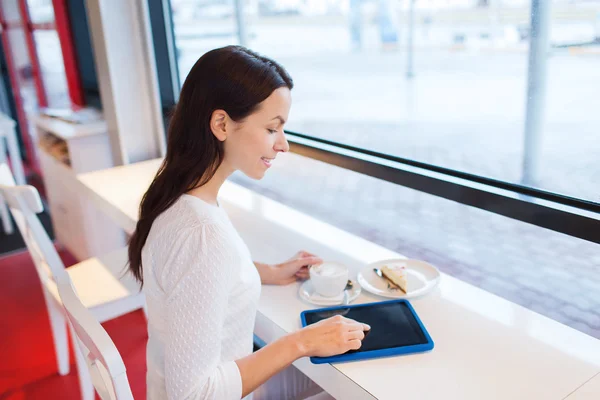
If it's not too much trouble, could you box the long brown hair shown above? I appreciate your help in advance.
[127,45,293,284]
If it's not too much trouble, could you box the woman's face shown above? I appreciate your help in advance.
[220,87,292,180]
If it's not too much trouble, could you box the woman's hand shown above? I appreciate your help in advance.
[257,250,323,285]
[294,315,371,358]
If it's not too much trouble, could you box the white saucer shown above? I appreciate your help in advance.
[357,258,441,299]
[299,279,361,306]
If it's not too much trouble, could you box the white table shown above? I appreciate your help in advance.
[565,373,600,399]
[0,113,25,234]
[78,159,600,400]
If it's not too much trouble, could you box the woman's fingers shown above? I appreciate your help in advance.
[297,250,322,263]
[347,329,365,341]
[345,319,371,332]
[295,272,310,280]
[348,339,362,350]
[345,320,369,349]
[294,256,322,269]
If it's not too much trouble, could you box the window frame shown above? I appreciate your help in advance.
[287,132,599,244]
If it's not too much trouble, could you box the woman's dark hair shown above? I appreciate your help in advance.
[127,45,293,284]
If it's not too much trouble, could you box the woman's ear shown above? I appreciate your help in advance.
[210,109,229,141]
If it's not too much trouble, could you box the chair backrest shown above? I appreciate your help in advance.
[0,163,67,282]
[0,163,134,399]
[57,275,134,400]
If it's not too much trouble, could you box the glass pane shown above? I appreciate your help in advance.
[1,0,22,23]
[544,2,600,202]
[170,0,238,78]
[34,30,70,108]
[26,0,55,24]
[231,152,600,338]
[170,0,600,203]
[5,27,41,152]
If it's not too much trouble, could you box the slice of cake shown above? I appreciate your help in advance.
[381,264,408,293]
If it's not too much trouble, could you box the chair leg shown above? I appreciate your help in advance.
[113,373,135,399]
[0,196,13,234]
[69,323,96,400]
[44,292,70,375]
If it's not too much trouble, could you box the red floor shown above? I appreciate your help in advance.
[0,249,147,399]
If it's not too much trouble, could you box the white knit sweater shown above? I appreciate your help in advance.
[142,194,262,400]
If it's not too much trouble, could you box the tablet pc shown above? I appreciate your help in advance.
[300,299,434,364]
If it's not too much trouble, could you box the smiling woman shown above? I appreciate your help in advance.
[202,86,291,181]
[127,45,294,284]
[126,46,367,400]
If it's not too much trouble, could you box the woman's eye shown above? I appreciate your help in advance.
[268,129,277,134]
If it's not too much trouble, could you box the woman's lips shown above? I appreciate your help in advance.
[261,157,273,167]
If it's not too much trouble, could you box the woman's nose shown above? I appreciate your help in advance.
[275,131,289,153]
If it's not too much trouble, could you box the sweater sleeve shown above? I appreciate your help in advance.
[160,223,243,400]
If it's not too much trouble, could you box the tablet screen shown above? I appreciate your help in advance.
[303,301,428,352]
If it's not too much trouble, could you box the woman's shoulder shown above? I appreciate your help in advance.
[143,196,236,294]
[147,195,234,250]
[142,198,227,286]
[152,195,222,231]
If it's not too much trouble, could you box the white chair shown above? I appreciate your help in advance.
[0,163,145,400]
[0,181,10,234]
[56,273,134,399]
[0,114,25,185]
[0,113,26,234]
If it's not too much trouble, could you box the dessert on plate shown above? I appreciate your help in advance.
[381,264,408,293]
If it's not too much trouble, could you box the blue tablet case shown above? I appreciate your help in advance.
[300,299,434,364]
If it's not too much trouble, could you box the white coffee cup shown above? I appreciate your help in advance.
[309,262,349,297]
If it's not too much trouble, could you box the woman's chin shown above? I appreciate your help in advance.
[242,168,267,181]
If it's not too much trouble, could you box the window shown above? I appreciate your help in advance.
[0,0,44,168]
[0,0,78,173]
[26,0,70,108]
[32,28,70,109]
[168,0,600,203]
[161,0,600,337]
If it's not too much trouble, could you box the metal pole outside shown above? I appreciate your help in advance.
[522,0,552,186]
[407,0,415,79]
[234,0,247,47]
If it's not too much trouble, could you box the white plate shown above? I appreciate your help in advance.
[298,279,361,306]
[357,258,441,299]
